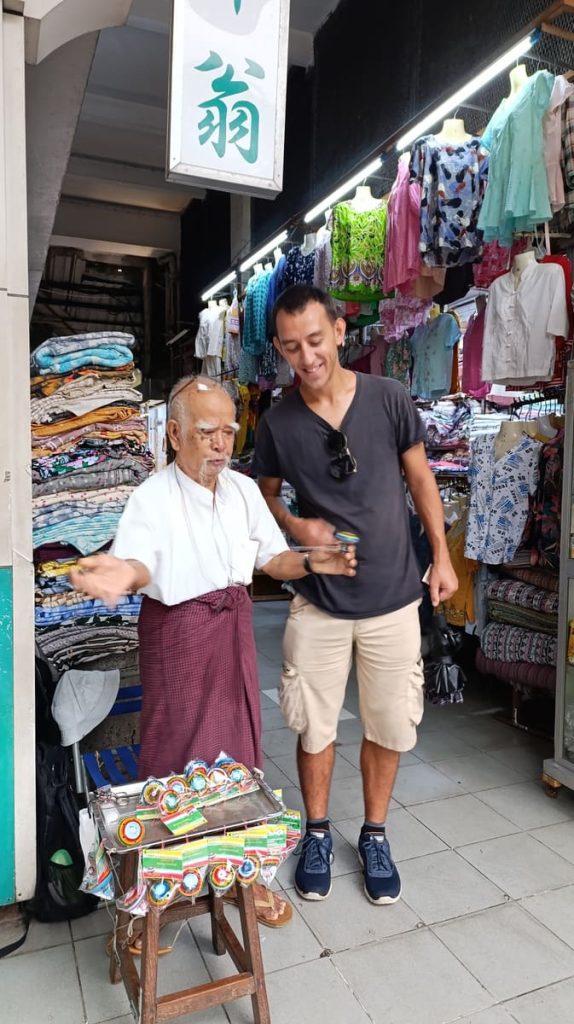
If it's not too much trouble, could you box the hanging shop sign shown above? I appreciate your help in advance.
[167,0,290,197]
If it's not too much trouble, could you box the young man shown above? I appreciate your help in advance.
[254,286,458,906]
[71,375,356,929]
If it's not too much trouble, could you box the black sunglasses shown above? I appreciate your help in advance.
[326,429,357,480]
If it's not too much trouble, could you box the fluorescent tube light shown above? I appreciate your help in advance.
[201,270,237,302]
[304,156,383,223]
[239,231,289,273]
[396,32,537,151]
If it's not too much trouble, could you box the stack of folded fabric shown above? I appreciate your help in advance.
[31,331,153,673]
[475,566,559,697]
[418,399,473,475]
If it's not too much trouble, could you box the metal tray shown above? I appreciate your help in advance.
[91,775,286,854]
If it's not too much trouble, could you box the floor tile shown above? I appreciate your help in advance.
[458,832,574,899]
[476,781,574,830]
[505,976,574,1023]
[453,1009,515,1024]
[278,831,361,887]
[152,924,227,1022]
[435,903,574,1000]
[487,744,550,779]
[193,892,322,977]
[335,718,366,745]
[75,935,131,1022]
[261,728,297,758]
[261,757,293,791]
[8,916,71,955]
[450,719,533,751]
[335,807,447,862]
[71,907,112,942]
[529,820,574,864]
[261,706,290,731]
[410,794,519,848]
[333,928,492,1024]
[398,849,505,924]
[288,870,420,951]
[224,957,372,1024]
[0,944,85,1023]
[271,750,359,787]
[521,885,574,949]
[413,731,475,762]
[392,762,464,805]
[434,752,526,792]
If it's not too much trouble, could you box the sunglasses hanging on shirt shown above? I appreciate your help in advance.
[326,429,357,480]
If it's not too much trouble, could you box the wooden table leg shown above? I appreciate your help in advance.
[236,885,271,1024]
[140,906,161,1024]
[209,888,226,956]
[110,852,136,985]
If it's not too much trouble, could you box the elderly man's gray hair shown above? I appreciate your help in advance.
[167,375,229,422]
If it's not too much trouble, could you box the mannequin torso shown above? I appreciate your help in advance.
[434,118,472,145]
[512,249,536,285]
[494,420,538,461]
[508,64,529,99]
[300,233,317,256]
[349,185,381,212]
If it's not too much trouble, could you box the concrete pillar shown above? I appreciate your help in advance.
[230,193,251,265]
[26,30,98,309]
[0,10,35,905]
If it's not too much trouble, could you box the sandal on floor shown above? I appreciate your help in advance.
[224,885,293,929]
[105,934,173,957]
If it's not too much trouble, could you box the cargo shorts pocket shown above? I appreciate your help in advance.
[279,663,307,734]
[408,657,425,727]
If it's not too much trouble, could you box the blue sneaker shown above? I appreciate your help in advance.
[358,830,401,905]
[294,829,334,900]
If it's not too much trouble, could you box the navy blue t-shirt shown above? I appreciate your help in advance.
[253,373,427,619]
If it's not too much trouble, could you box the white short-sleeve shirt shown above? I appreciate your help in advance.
[111,464,288,606]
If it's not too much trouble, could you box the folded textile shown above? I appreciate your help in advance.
[487,601,558,636]
[32,331,134,364]
[480,623,557,666]
[32,417,147,453]
[36,621,139,672]
[31,365,137,397]
[32,460,150,497]
[31,385,143,424]
[35,595,141,626]
[486,579,559,615]
[32,347,135,376]
[475,648,555,693]
[32,444,152,481]
[31,405,140,439]
[500,565,560,594]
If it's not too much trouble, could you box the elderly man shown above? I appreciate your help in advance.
[71,375,355,929]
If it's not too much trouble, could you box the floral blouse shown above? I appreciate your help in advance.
[409,136,487,268]
[329,201,387,301]
[465,433,542,564]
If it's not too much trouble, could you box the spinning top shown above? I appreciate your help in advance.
[334,531,360,552]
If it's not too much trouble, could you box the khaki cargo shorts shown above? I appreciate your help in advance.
[280,594,424,754]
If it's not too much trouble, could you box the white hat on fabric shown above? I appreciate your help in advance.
[51,669,120,746]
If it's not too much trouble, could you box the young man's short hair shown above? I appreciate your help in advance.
[272,285,339,335]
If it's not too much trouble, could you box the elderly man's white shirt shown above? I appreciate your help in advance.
[112,464,288,605]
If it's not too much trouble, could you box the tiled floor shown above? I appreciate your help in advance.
[3,601,574,1024]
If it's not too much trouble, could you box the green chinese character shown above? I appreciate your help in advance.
[195,51,264,165]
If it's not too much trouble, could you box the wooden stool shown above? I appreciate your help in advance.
[110,852,270,1024]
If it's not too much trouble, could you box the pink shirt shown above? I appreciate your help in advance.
[383,157,421,293]
[461,308,490,398]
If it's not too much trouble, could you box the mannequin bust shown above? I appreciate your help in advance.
[349,185,381,211]
[509,64,529,98]
[264,261,273,272]
[273,246,283,266]
[434,118,472,144]
[218,298,229,309]
[207,299,218,310]
[512,249,536,284]
[253,262,264,276]
[300,233,317,256]
[494,420,538,461]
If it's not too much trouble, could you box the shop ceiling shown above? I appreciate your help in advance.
[60,0,340,220]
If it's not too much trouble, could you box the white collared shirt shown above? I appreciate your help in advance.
[111,464,288,606]
[481,262,569,384]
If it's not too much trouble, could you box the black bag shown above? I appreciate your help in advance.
[29,743,97,923]
[34,656,61,746]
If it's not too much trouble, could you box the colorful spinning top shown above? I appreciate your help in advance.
[140,778,164,806]
[334,531,360,552]
[166,774,189,795]
[158,787,181,815]
[237,855,260,886]
[184,759,209,778]
[207,766,228,789]
[148,878,175,907]
[208,863,236,893]
[226,762,249,783]
[180,869,204,899]
[189,769,208,794]
[117,816,145,847]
